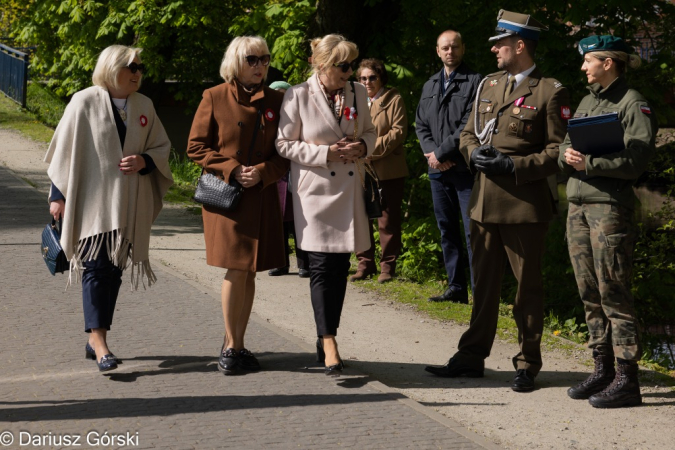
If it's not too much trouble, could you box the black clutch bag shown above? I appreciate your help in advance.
[194,173,244,211]
[41,219,69,275]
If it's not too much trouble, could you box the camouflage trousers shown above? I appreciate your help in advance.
[566,202,641,361]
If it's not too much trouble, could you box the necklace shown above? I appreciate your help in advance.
[117,99,128,121]
[112,97,128,121]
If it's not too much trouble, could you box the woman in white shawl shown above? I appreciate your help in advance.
[45,45,173,372]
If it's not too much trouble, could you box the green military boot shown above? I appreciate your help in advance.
[567,351,615,399]
[588,361,642,408]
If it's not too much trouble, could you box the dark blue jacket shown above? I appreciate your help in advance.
[415,62,481,173]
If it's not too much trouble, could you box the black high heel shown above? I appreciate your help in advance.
[97,354,118,372]
[325,358,344,376]
[316,338,325,363]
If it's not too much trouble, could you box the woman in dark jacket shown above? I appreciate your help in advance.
[187,36,288,375]
[559,35,657,408]
[350,59,408,284]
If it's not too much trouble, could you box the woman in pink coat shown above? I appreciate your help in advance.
[276,34,377,375]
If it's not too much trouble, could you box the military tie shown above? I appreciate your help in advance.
[504,76,516,102]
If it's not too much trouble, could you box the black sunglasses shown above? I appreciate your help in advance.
[126,62,146,74]
[333,61,357,73]
[245,54,271,67]
[359,75,378,83]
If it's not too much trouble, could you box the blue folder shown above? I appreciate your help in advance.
[567,113,625,156]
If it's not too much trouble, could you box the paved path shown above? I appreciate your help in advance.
[0,164,496,448]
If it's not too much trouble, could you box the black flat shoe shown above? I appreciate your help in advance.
[325,359,344,376]
[218,346,240,375]
[298,269,311,278]
[97,354,118,372]
[238,348,261,371]
[86,343,121,363]
[316,338,325,363]
[511,369,536,392]
[424,356,484,378]
[428,287,468,304]
[268,266,289,276]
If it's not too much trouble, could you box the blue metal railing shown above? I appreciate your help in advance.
[0,43,29,108]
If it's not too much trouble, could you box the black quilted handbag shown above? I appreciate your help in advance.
[194,174,244,210]
[193,105,263,211]
[41,219,69,275]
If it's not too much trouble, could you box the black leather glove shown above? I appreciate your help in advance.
[473,146,514,175]
[469,144,496,172]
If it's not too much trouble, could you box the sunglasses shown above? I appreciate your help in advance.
[333,61,357,73]
[126,62,146,74]
[359,75,378,83]
[245,54,271,67]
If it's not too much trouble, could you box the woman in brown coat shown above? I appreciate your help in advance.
[187,36,288,375]
[350,59,409,283]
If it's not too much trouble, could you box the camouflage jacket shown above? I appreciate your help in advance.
[559,76,658,209]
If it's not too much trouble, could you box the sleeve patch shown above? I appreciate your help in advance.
[554,81,563,88]
[561,106,572,120]
[640,106,652,115]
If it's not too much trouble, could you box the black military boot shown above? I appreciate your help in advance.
[567,351,615,399]
[588,360,642,408]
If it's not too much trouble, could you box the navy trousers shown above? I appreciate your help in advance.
[430,170,474,292]
[82,243,123,333]
[306,252,351,337]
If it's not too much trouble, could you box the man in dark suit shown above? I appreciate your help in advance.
[424,10,571,392]
[415,30,482,304]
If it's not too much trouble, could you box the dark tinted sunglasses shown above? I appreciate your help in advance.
[333,61,357,73]
[359,75,378,83]
[245,54,271,67]
[126,62,146,74]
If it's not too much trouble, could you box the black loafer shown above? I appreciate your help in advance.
[424,357,484,378]
[218,347,240,375]
[238,348,261,371]
[298,269,311,278]
[268,266,289,276]
[428,287,468,304]
[512,369,536,392]
[86,343,121,364]
[97,354,118,372]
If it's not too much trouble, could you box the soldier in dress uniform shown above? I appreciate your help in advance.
[424,10,571,392]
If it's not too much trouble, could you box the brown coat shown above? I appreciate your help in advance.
[460,69,570,224]
[187,82,289,271]
[368,87,409,180]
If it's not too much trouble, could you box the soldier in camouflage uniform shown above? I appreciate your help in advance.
[559,35,658,408]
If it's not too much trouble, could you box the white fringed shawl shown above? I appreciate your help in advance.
[44,86,173,289]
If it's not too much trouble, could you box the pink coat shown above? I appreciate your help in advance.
[276,75,377,253]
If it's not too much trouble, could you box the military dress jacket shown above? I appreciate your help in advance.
[558,76,658,210]
[460,68,570,224]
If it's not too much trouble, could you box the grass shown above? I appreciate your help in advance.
[25,82,67,129]
[0,92,55,143]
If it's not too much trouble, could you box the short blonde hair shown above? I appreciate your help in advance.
[92,45,142,91]
[590,50,642,74]
[310,34,358,74]
[220,36,270,83]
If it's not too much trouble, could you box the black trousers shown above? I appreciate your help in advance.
[82,243,123,333]
[283,221,309,270]
[307,252,351,336]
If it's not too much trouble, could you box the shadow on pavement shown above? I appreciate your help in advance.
[0,392,407,422]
